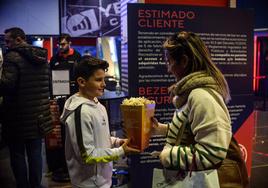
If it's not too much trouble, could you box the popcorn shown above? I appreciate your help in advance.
[121,97,155,151]
[122,97,155,106]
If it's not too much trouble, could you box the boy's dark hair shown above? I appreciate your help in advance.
[74,55,109,82]
[4,27,26,41]
[59,33,71,43]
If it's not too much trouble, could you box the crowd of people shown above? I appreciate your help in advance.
[0,27,249,188]
[0,27,139,188]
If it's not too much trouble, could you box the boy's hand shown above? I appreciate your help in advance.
[122,139,140,155]
[118,139,127,146]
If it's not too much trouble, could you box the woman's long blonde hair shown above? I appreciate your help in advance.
[163,31,230,103]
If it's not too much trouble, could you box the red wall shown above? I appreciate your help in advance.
[144,0,228,7]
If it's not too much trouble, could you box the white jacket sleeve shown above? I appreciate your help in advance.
[66,108,125,165]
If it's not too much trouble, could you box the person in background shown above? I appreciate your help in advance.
[0,47,3,77]
[0,46,16,188]
[50,33,81,95]
[48,33,81,181]
[0,48,2,132]
[60,55,140,188]
[0,27,53,188]
[152,31,249,187]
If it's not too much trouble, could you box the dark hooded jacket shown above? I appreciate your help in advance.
[0,43,53,140]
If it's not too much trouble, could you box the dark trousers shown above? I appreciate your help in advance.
[45,122,67,172]
[46,97,68,177]
[8,138,42,188]
[0,146,16,188]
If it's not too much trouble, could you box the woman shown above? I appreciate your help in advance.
[153,31,249,187]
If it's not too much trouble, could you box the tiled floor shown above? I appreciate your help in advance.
[250,110,268,188]
[42,178,71,188]
[1,110,268,187]
[41,171,71,188]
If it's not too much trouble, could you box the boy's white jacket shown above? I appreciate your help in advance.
[60,94,125,188]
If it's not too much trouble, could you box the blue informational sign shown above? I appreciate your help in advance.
[125,3,254,187]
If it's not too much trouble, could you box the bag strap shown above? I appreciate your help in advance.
[75,104,86,154]
[189,88,226,173]
[174,88,227,174]
[174,119,188,146]
[174,88,221,146]
[202,88,243,160]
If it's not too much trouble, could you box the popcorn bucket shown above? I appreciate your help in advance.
[120,103,155,151]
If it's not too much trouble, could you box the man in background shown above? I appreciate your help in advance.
[0,27,52,188]
[48,33,81,182]
[0,45,16,188]
[50,33,81,95]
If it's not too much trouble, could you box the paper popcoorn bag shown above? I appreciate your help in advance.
[120,98,155,151]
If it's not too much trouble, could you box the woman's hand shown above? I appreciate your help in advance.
[150,117,168,136]
[151,117,159,128]
[159,146,171,167]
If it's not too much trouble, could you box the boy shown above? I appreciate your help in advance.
[60,56,139,188]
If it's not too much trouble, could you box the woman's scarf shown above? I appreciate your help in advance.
[171,71,222,108]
